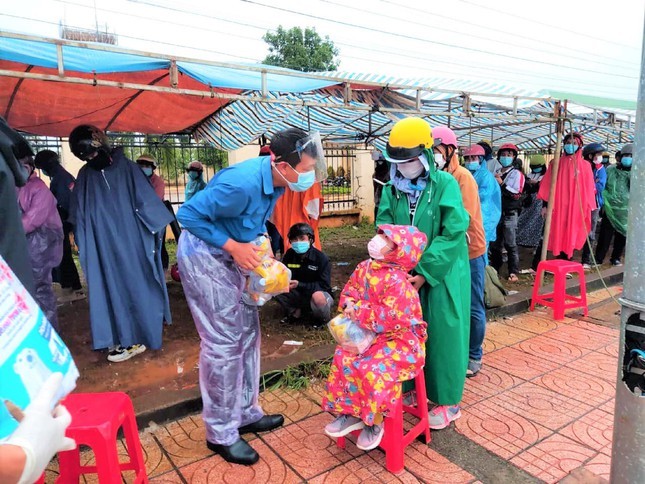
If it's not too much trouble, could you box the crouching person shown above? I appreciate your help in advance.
[275,222,333,325]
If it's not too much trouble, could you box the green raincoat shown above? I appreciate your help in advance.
[376,154,471,405]
[603,166,631,237]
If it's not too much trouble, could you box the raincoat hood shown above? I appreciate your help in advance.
[376,224,428,272]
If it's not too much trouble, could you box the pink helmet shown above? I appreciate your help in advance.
[432,126,458,148]
[463,144,485,157]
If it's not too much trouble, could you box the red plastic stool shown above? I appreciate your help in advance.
[530,260,588,320]
[336,372,431,474]
[56,392,147,484]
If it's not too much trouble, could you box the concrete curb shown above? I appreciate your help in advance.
[135,266,624,429]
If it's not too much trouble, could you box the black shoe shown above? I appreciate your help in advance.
[238,414,285,434]
[206,438,259,466]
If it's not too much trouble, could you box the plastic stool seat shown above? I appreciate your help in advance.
[56,392,147,484]
[335,371,431,474]
[530,260,588,320]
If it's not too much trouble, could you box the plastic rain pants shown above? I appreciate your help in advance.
[26,226,63,330]
[177,231,263,445]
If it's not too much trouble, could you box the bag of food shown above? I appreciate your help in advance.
[241,236,291,306]
[327,314,375,355]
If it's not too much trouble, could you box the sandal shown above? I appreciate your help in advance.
[508,274,519,283]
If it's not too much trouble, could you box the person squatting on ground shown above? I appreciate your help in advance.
[34,150,84,301]
[274,222,333,325]
[432,128,487,378]
[463,144,502,264]
[532,133,596,269]
[595,143,632,266]
[580,143,607,268]
[69,125,173,363]
[322,225,428,451]
[376,117,471,430]
[17,147,64,331]
[184,160,207,202]
[176,127,327,466]
[517,154,547,252]
[490,143,525,282]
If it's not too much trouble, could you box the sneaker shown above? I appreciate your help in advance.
[356,424,384,451]
[429,405,461,430]
[466,359,482,378]
[611,259,623,267]
[107,344,147,362]
[582,263,591,271]
[324,415,364,438]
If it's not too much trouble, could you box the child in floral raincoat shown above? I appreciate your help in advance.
[322,224,428,451]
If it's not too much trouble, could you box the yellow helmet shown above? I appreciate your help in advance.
[385,117,434,162]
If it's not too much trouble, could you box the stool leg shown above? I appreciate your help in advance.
[122,408,148,483]
[578,269,589,316]
[415,374,431,444]
[93,438,123,484]
[384,402,404,474]
[553,272,566,320]
[56,447,81,484]
[336,435,346,449]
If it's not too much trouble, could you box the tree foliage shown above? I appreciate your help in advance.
[262,26,340,72]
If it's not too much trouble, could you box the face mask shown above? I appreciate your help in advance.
[563,144,577,155]
[86,151,111,171]
[531,167,542,173]
[499,156,514,167]
[434,153,446,170]
[141,167,153,177]
[397,159,425,179]
[602,157,610,165]
[621,156,633,168]
[188,171,200,180]
[291,241,310,254]
[367,235,389,260]
[277,164,316,192]
[465,160,480,172]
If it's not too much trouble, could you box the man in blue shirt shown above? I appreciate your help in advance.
[176,128,324,466]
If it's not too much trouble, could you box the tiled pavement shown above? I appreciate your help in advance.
[45,286,623,483]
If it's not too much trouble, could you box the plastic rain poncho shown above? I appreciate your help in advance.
[176,231,263,445]
[471,161,502,246]
[71,148,173,350]
[17,172,63,329]
[603,165,631,236]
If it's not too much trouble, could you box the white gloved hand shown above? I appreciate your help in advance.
[4,373,76,484]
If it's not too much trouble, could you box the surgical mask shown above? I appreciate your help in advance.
[499,156,514,167]
[291,241,310,254]
[188,171,200,180]
[594,155,603,164]
[563,144,577,155]
[397,159,425,179]
[367,235,389,260]
[531,167,542,173]
[465,161,480,172]
[434,153,446,170]
[621,156,633,168]
[141,167,153,177]
[276,164,316,192]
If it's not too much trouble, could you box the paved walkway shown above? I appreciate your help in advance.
[45,286,622,483]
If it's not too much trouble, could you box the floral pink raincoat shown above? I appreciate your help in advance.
[322,224,428,425]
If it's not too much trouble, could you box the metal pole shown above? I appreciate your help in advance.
[540,106,564,265]
[609,14,645,483]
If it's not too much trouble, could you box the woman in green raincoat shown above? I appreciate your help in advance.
[595,143,632,265]
[376,117,471,430]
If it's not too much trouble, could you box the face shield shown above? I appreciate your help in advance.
[295,131,327,182]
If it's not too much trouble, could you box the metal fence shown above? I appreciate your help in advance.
[23,134,357,212]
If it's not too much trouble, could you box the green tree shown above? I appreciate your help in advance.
[262,26,340,72]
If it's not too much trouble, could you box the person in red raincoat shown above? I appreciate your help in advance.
[533,132,596,265]
[322,224,428,451]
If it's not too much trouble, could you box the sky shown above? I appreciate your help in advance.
[1,0,644,101]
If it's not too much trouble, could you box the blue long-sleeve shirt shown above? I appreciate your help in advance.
[593,165,607,209]
[177,156,284,248]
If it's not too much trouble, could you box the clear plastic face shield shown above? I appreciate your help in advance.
[295,131,327,182]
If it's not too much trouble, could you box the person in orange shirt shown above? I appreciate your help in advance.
[260,145,324,251]
[432,126,487,377]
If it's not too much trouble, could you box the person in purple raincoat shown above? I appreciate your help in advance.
[17,151,64,330]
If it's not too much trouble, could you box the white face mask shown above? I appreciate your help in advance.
[367,235,389,260]
[397,159,425,179]
[594,155,603,164]
[434,153,446,170]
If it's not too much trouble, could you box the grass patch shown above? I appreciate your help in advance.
[260,356,332,391]
[319,218,375,246]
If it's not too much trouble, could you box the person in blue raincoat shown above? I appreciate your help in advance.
[69,125,173,363]
[463,144,501,263]
[176,128,327,466]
